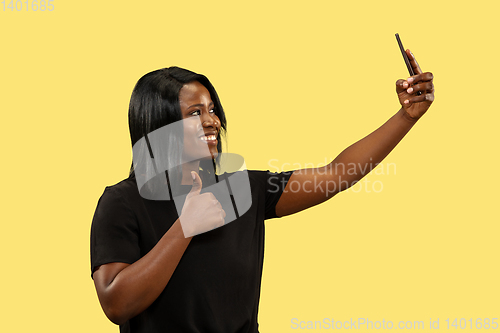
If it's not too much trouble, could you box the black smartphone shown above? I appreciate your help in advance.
[395,33,421,95]
[395,33,414,75]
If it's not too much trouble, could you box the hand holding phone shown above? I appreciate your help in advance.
[394,33,435,120]
[395,33,422,95]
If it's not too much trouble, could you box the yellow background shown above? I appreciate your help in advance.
[1,0,498,331]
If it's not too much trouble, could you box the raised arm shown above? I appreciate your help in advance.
[275,49,434,217]
[93,172,225,325]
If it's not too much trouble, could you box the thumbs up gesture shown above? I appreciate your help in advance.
[179,171,226,238]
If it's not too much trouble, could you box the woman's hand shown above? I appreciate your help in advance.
[179,171,226,237]
[396,49,435,121]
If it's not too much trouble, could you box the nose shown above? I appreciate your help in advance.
[200,111,219,129]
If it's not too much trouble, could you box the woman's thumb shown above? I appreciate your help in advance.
[188,171,202,196]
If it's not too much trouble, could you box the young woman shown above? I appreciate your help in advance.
[91,50,434,332]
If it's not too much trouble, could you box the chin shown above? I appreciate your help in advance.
[193,152,217,161]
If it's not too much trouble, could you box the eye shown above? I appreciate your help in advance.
[209,108,215,114]
[190,110,201,116]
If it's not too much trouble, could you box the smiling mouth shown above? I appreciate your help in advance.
[199,134,218,146]
[199,135,217,141]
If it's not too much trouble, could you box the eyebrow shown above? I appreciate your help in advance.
[186,101,214,110]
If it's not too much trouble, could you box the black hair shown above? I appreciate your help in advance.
[128,66,227,192]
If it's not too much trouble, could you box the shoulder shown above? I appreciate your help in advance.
[246,169,292,179]
[99,176,140,205]
[236,169,293,195]
[244,170,293,219]
[221,169,273,186]
[92,176,143,224]
[248,168,292,180]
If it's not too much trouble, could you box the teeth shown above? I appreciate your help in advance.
[200,135,216,141]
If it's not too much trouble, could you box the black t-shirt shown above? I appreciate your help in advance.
[90,170,292,333]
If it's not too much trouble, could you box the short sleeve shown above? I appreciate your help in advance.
[90,186,141,278]
[264,170,293,219]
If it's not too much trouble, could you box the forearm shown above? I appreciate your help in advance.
[98,219,191,324]
[275,61,434,217]
[329,108,418,190]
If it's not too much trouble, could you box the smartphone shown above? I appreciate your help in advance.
[395,33,421,95]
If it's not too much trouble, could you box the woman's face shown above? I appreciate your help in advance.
[179,81,220,161]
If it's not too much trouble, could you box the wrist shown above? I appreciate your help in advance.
[399,108,420,124]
